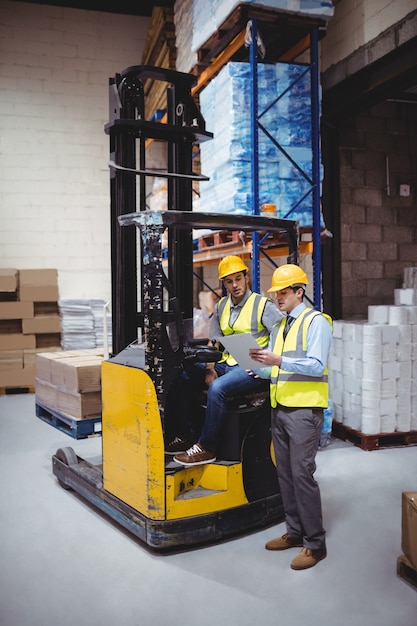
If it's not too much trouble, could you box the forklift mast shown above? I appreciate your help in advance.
[104,66,213,355]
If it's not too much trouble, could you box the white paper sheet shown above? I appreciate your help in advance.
[220,333,264,371]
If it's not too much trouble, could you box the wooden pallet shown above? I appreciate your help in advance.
[36,402,102,439]
[332,421,417,451]
[197,230,242,250]
[0,385,35,395]
[191,4,325,77]
[195,228,313,253]
[397,555,417,591]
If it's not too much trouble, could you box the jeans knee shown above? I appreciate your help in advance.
[207,378,226,402]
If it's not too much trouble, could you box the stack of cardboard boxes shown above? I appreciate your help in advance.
[0,268,61,389]
[399,491,417,587]
[35,350,103,420]
[0,267,105,421]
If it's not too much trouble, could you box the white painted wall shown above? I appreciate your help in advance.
[321,0,417,71]
[0,0,150,300]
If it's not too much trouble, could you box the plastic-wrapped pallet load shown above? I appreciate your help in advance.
[199,61,319,224]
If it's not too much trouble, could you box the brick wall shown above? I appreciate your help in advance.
[339,101,417,319]
[0,0,150,300]
[321,0,417,73]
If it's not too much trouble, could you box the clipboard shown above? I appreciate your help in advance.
[220,333,263,371]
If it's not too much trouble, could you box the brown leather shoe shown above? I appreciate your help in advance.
[290,547,327,570]
[173,443,216,466]
[265,533,303,551]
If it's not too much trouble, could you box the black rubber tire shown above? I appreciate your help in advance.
[55,446,78,490]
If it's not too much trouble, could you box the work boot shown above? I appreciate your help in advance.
[290,547,327,570]
[265,533,303,551]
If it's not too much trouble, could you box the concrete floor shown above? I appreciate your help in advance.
[1,393,416,626]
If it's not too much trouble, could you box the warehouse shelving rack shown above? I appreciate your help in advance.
[189,6,329,307]
[248,20,322,305]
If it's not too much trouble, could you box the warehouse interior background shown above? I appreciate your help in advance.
[1,0,416,313]
[1,1,417,624]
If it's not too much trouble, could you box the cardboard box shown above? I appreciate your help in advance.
[0,301,34,321]
[35,378,58,409]
[0,269,18,293]
[36,350,103,387]
[50,354,81,387]
[36,350,76,384]
[36,346,65,353]
[0,319,21,333]
[61,358,103,393]
[0,366,35,388]
[23,315,61,335]
[19,269,59,303]
[51,354,102,388]
[34,302,59,316]
[57,388,102,419]
[402,491,417,570]
[0,333,36,350]
[36,334,61,350]
[19,269,57,285]
[35,352,56,383]
[19,285,59,302]
[0,350,23,370]
[24,348,36,368]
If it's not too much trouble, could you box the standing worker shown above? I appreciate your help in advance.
[249,264,332,570]
[166,255,283,466]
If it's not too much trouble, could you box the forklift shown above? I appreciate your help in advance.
[52,66,300,550]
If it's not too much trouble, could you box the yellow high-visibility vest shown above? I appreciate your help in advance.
[218,293,270,366]
[270,308,332,408]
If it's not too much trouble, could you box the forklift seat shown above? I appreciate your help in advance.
[200,381,270,462]
[200,381,269,410]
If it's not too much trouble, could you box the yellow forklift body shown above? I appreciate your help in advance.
[166,463,248,519]
[102,360,166,519]
[102,360,251,521]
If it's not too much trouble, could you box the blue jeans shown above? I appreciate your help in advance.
[165,361,266,453]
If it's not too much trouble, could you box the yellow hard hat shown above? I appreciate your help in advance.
[267,264,309,292]
[218,255,249,280]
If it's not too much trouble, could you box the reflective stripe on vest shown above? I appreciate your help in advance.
[218,293,269,365]
[270,308,331,408]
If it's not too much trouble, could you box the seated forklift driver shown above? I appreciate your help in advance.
[165,255,283,466]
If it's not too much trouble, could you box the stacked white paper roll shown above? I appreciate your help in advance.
[388,305,409,325]
[327,268,417,436]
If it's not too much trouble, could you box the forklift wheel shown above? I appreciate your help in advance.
[55,447,78,490]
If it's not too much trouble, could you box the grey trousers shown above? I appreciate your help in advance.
[271,404,326,550]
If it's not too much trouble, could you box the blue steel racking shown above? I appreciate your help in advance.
[248,20,322,309]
